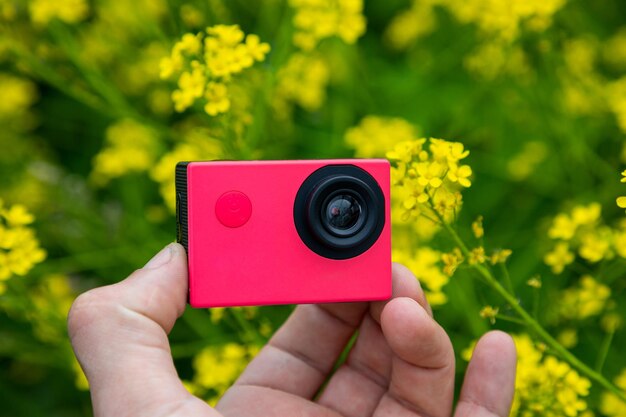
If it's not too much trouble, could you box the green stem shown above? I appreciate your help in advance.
[499,262,515,295]
[532,285,540,320]
[494,314,527,326]
[595,329,615,373]
[435,213,626,402]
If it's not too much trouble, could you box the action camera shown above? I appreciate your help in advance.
[176,160,391,307]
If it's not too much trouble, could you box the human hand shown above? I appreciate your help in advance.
[68,243,516,417]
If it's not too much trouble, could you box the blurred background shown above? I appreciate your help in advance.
[1,0,626,415]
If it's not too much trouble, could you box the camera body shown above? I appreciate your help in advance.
[176,159,391,307]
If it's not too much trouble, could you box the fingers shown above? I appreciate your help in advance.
[230,262,429,404]
[217,385,344,417]
[68,243,216,417]
[374,297,455,417]
[229,301,369,399]
[316,264,428,417]
[454,331,517,417]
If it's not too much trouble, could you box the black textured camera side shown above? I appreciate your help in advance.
[175,162,189,253]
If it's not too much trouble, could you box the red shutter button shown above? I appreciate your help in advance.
[215,191,252,228]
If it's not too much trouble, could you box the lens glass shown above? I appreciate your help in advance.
[325,194,361,231]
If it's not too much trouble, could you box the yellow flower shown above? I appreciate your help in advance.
[387,139,427,164]
[393,247,449,305]
[601,313,623,333]
[479,306,498,324]
[544,242,574,274]
[204,82,230,116]
[527,276,542,288]
[548,203,602,240]
[430,138,470,163]
[571,203,601,226]
[416,161,445,188]
[274,53,330,114]
[0,74,37,119]
[601,368,626,417]
[384,0,439,50]
[172,63,207,112]
[559,276,610,321]
[400,178,429,210]
[432,187,463,218]
[468,246,487,265]
[441,248,464,277]
[548,213,578,240]
[578,230,611,263]
[29,0,88,26]
[344,116,421,158]
[193,343,247,392]
[2,204,35,226]
[191,342,259,404]
[447,163,473,187]
[246,34,271,61]
[441,0,566,43]
[472,216,484,239]
[289,0,366,50]
[491,248,513,264]
[161,25,269,116]
[0,201,46,283]
[90,119,158,186]
[557,328,578,348]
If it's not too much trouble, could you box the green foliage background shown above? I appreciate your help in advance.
[1,0,626,415]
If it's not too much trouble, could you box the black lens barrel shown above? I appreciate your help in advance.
[294,165,385,260]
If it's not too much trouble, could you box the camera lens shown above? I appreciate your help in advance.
[325,194,361,230]
[294,165,386,260]
[321,191,368,238]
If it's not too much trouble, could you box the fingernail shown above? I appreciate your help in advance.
[144,244,174,269]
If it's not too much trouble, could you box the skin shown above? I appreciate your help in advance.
[68,243,517,417]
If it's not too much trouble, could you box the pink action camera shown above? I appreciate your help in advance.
[175,159,391,307]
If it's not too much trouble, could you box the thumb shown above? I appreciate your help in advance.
[68,243,216,417]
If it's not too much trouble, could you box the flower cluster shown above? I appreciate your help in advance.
[275,0,365,114]
[544,203,621,274]
[386,0,565,51]
[160,25,270,116]
[0,73,37,120]
[444,0,567,43]
[464,334,591,417]
[0,201,46,293]
[601,368,626,416]
[345,116,421,158]
[387,138,472,222]
[90,119,158,186]
[558,276,611,321]
[184,343,259,406]
[384,0,439,50]
[274,53,329,115]
[288,0,366,51]
[28,0,89,26]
